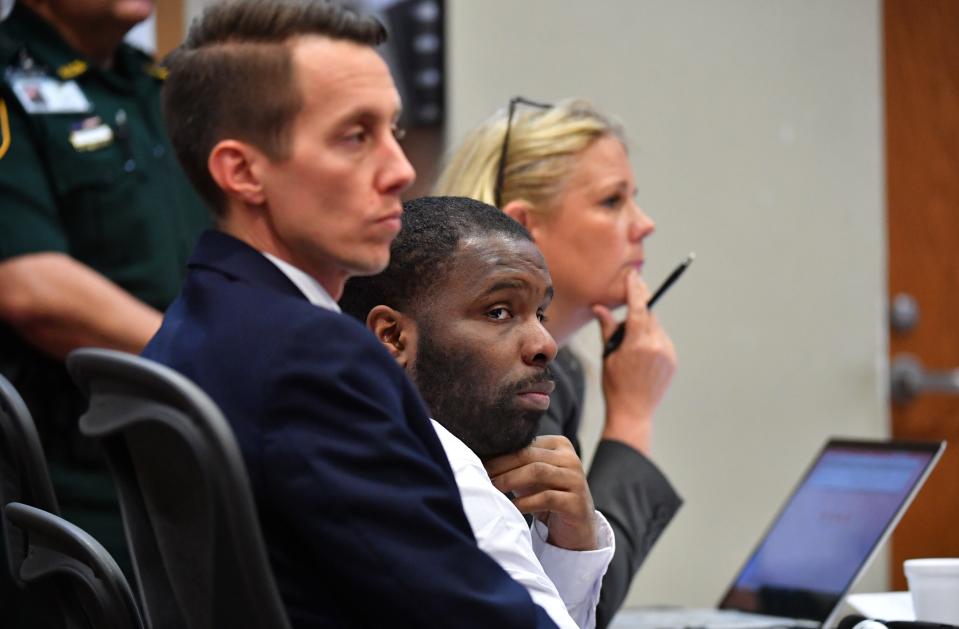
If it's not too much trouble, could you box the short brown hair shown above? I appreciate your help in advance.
[163,0,387,215]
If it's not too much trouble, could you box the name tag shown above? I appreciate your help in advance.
[69,119,114,152]
[6,71,91,114]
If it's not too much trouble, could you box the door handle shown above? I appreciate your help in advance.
[890,354,959,403]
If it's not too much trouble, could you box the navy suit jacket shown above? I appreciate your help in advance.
[143,230,557,628]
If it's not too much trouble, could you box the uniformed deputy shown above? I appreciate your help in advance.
[0,1,209,622]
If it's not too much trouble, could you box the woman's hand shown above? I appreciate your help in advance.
[592,269,677,455]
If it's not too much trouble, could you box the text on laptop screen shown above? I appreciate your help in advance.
[719,442,939,621]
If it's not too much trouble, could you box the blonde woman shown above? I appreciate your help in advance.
[435,98,681,628]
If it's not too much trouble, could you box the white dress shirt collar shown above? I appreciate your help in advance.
[263,253,341,313]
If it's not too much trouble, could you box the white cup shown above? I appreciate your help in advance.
[904,558,959,624]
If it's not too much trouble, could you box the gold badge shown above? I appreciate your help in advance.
[57,60,88,80]
[145,63,169,81]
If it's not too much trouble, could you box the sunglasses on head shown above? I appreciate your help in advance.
[493,96,552,209]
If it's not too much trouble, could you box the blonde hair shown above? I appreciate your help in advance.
[434,98,625,215]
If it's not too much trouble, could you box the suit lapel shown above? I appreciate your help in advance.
[187,230,307,302]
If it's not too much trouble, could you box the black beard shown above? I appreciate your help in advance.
[410,326,552,461]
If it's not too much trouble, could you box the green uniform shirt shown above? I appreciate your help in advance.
[0,5,209,306]
[0,5,209,596]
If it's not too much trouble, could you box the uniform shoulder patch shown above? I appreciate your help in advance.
[57,59,88,80]
[145,63,169,81]
[0,97,11,160]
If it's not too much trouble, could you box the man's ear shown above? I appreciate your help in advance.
[502,199,548,240]
[208,139,267,207]
[367,305,417,369]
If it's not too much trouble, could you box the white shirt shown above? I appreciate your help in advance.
[263,252,341,312]
[431,420,614,629]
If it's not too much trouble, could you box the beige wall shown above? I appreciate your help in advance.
[447,0,887,608]
[185,0,209,25]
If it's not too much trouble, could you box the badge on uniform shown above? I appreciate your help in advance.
[69,116,114,152]
[0,98,11,160]
[5,69,91,115]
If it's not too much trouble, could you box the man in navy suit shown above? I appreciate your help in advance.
[143,1,558,627]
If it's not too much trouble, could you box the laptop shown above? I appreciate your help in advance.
[611,438,945,629]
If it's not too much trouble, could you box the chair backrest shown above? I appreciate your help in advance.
[4,501,144,629]
[66,348,290,629]
[0,373,60,582]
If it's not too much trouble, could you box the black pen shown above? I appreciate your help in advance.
[602,252,696,358]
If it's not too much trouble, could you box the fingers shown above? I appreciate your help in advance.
[510,489,587,517]
[609,268,676,358]
[483,435,575,477]
[591,303,617,340]
[592,270,659,349]
[529,434,572,452]
[489,459,586,497]
[486,436,583,496]
[625,268,653,328]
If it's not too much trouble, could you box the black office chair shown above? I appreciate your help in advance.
[4,501,144,629]
[67,348,290,629]
[0,368,60,540]
[0,372,60,560]
[0,372,62,623]
[2,373,141,628]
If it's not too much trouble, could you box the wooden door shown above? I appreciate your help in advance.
[885,0,959,591]
[156,0,185,58]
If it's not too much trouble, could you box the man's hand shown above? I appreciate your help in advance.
[592,269,677,455]
[484,435,597,551]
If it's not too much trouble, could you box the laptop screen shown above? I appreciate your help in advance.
[718,439,943,622]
